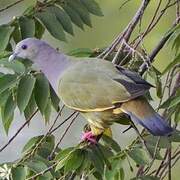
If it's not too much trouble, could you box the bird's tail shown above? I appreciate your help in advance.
[121,97,173,136]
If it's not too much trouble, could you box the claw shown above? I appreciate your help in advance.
[81,131,97,144]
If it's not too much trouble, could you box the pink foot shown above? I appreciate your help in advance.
[81,131,97,144]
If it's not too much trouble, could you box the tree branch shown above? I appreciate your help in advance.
[49,112,79,159]
[139,20,179,75]
[98,0,150,60]
[0,109,38,152]
[0,0,26,13]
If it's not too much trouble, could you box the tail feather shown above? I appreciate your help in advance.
[121,97,173,136]
[129,112,173,136]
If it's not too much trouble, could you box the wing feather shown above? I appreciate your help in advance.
[58,59,151,112]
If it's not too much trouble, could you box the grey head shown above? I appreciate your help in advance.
[9,38,54,62]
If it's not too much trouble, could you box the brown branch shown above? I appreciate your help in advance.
[0,109,38,152]
[20,107,65,161]
[161,154,180,180]
[49,112,79,159]
[133,0,163,47]
[98,0,150,60]
[48,105,65,133]
[49,111,77,134]
[0,0,26,13]
[133,0,178,47]
[138,22,178,75]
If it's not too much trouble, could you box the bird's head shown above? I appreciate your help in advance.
[9,38,47,62]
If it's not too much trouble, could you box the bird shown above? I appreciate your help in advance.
[9,38,173,143]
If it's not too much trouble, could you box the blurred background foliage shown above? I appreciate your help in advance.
[0,0,179,180]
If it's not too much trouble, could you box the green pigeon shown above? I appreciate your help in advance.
[9,38,173,143]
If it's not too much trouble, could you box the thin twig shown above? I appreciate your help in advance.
[168,147,172,180]
[133,0,174,48]
[49,112,79,159]
[0,109,38,152]
[98,0,150,60]
[139,22,177,75]
[161,154,180,179]
[21,107,65,161]
[0,0,26,13]
[133,0,163,48]
[144,137,161,175]
[155,149,169,176]
[119,0,133,11]
[48,104,65,133]
[131,122,153,160]
[25,162,57,180]
[49,111,77,134]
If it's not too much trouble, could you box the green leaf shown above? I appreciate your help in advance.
[64,149,85,172]
[19,16,35,39]
[0,51,11,59]
[17,75,36,112]
[12,21,22,43]
[144,135,170,149]
[174,106,180,124]
[55,147,74,161]
[48,6,74,35]
[22,135,43,154]
[169,130,180,142]
[68,0,92,27]
[1,94,16,134]
[0,58,25,74]
[128,147,150,165]
[0,25,14,51]
[162,54,180,75]
[35,10,66,41]
[147,67,162,98]
[24,93,37,120]
[119,168,125,180]
[62,4,84,30]
[44,98,51,123]
[145,144,163,160]
[50,86,60,112]
[159,93,180,109]
[87,147,104,174]
[11,166,27,180]
[36,135,55,158]
[34,74,50,114]
[0,74,18,94]
[80,0,103,16]
[25,160,53,178]
[34,19,45,39]
[0,90,10,107]
[55,147,75,171]
[68,48,93,57]
[101,135,121,153]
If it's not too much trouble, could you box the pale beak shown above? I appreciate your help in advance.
[8,53,18,62]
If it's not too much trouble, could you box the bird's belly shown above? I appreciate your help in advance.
[81,107,124,129]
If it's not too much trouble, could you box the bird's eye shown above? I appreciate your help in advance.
[21,44,28,50]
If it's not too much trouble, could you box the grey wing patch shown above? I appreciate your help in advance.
[115,65,154,87]
[114,78,150,98]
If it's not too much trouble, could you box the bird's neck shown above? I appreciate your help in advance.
[35,48,72,94]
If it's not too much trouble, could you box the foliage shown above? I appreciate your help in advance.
[0,0,179,180]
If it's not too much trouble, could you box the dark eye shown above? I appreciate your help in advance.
[21,44,27,50]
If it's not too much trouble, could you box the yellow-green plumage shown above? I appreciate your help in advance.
[11,38,173,137]
[58,58,151,135]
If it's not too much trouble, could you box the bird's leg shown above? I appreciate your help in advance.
[81,131,97,144]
